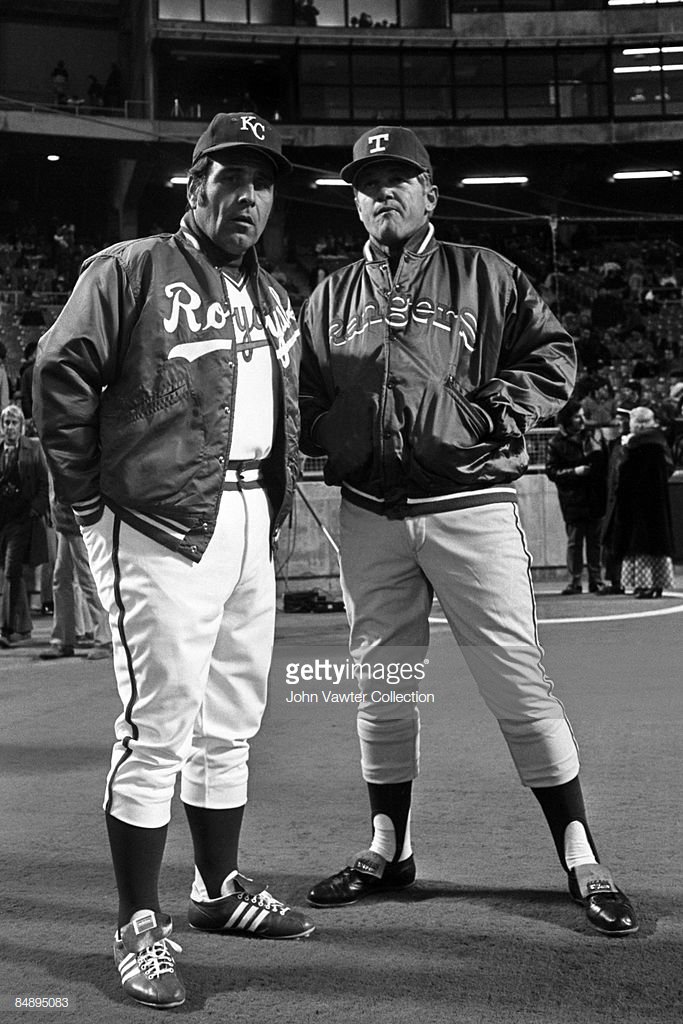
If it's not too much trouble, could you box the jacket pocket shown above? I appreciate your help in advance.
[99,364,207,505]
[316,388,378,485]
[407,376,525,487]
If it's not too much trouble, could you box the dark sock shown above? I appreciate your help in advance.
[183,803,245,899]
[105,813,167,930]
[367,781,412,864]
[531,776,599,872]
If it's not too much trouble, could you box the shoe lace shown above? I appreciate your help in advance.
[242,888,290,916]
[227,870,291,916]
[137,938,182,979]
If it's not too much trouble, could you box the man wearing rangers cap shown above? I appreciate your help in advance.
[299,124,638,937]
[34,112,313,1009]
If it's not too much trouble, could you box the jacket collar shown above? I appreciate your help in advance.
[177,210,259,275]
[364,221,435,265]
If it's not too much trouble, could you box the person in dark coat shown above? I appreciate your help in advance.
[611,407,675,598]
[546,400,609,594]
[599,409,631,593]
[0,404,49,645]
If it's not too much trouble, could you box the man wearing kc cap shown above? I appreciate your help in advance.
[34,112,313,1008]
[299,125,638,938]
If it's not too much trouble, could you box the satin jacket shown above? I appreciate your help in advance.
[33,213,300,562]
[299,224,576,518]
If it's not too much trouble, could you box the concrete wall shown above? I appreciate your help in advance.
[278,472,567,591]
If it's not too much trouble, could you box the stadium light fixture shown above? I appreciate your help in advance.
[47,154,60,162]
[611,169,681,180]
[622,45,683,54]
[460,176,529,185]
[613,63,683,72]
[609,0,683,6]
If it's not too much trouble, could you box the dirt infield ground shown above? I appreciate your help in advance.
[1,581,682,1023]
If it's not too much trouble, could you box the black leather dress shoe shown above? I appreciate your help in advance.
[308,851,416,907]
[561,584,582,595]
[568,863,638,935]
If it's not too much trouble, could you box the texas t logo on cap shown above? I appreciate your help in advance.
[341,125,432,184]
[367,133,390,154]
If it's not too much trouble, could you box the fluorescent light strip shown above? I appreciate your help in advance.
[609,0,683,5]
[460,176,529,185]
[613,169,680,179]
[623,46,683,55]
[170,175,189,185]
[314,178,349,186]
[613,63,683,72]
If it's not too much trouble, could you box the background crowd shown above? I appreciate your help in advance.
[1,217,682,649]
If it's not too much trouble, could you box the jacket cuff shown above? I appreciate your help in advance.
[72,495,104,527]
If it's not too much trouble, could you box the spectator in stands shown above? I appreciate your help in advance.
[0,404,49,648]
[627,261,645,303]
[87,75,105,109]
[50,60,69,105]
[295,0,319,25]
[658,380,683,449]
[103,62,122,109]
[616,378,641,412]
[546,400,609,594]
[19,340,38,422]
[581,378,617,428]
[575,327,612,375]
[591,287,623,331]
[601,263,627,296]
[39,483,112,661]
[599,409,631,594]
[611,407,675,598]
[658,263,679,300]
[0,343,10,412]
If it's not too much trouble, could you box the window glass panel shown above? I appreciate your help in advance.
[454,51,503,117]
[400,0,448,26]
[402,52,449,86]
[612,44,680,117]
[299,85,350,119]
[158,0,202,18]
[352,52,400,84]
[250,0,293,23]
[404,86,451,120]
[556,50,607,117]
[507,84,554,118]
[352,87,402,119]
[348,1,398,27]
[506,52,554,84]
[456,85,505,120]
[659,67,683,114]
[300,50,351,83]
[204,0,247,21]
[312,1,346,26]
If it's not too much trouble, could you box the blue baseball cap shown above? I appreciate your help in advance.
[341,125,432,184]
[192,112,292,176]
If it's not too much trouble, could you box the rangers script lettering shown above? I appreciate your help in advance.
[329,295,477,348]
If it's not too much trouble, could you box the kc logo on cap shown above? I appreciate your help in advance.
[191,112,292,176]
[341,125,432,184]
[240,114,266,141]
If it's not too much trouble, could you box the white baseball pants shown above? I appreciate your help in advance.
[81,489,275,828]
[339,498,580,789]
